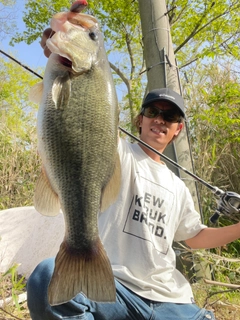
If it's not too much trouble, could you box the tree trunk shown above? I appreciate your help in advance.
[138,0,209,281]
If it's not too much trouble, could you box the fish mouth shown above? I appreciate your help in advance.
[47,39,74,70]
[58,55,73,69]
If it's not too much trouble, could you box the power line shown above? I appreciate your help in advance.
[0,49,43,79]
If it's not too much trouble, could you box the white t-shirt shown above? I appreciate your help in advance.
[99,138,207,303]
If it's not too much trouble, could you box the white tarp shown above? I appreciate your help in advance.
[0,206,64,278]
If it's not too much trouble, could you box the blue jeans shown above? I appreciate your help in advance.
[27,258,215,320]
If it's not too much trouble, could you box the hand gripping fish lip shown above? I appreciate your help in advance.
[51,12,98,35]
[47,12,99,73]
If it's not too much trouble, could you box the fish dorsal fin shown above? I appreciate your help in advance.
[52,75,71,109]
[34,168,60,216]
[29,82,44,104]
[100,153,121,212]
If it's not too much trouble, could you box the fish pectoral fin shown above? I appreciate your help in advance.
[52,75,71,109]
[48,237,116,305]
[29,82,43,104]
[34,168,60,216]
[100,153,121,212]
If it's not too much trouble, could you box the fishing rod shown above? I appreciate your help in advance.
[119,126,240,223]
[0,49,43,79]
[2,50,239,223]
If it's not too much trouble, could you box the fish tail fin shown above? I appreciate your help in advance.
[48,237,116,305]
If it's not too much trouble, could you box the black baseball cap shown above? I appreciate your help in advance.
[141,88,185,117]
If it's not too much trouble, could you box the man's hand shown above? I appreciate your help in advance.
[40,1,88,58]
[40,28,55,58]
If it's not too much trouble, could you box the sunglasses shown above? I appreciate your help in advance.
[141,105,182,123]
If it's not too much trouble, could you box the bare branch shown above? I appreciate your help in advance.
[175,3,240,54]
[109,61,130,91]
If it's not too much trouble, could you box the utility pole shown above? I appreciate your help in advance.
[137,0,207,279]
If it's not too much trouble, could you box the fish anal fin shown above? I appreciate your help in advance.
[101,153,121,212]
[48,237,116,305]
[34,168,60,216]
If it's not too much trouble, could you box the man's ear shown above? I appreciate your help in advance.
[174,122,184,137]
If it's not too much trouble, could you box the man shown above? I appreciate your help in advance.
[27,79,234,319]
[27,30,240,320]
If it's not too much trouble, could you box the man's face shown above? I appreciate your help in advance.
[139,101,183,152]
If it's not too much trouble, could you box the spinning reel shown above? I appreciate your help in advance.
[210,189,240,223]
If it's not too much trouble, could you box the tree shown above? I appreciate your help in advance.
[184,60,240,223]
[6,0,240,219]
[170,0,240,67]
[2,0,240,289]
[12,0,240,65]
[11,0,240,132]
[0,57,40,209]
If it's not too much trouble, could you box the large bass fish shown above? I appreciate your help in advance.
[31,2,120,306]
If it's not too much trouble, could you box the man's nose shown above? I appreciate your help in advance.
[154,114,165,123]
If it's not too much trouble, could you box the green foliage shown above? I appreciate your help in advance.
[0,1,240,316]
[185,61,240,236]
[169,0,240,66]
[0,263,29,319]
[186,62,240,189]
[10,0,71,45]
[0,57,41,209]
[10,0,240,133]
[11,0,240,68]
[1,264,26,309]
[87,1,140,50]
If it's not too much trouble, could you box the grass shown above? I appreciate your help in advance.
[192,282,240,320]
[3,220,240,319]
[0,256,240,320]
[0,265,29,320]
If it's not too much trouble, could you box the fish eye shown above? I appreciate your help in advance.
[89,31,98,41]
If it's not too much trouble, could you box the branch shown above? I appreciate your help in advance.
[109,61,130,91]
[175,3,240,54]
[203,279,240,308]
[125,33,135,80]
[0,307,23,320]
[179,33,238,69]
[204,279,240,289]
[175,4,217,54]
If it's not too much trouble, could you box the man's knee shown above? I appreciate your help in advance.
[28,258,55,291]
[27,257,55,313]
